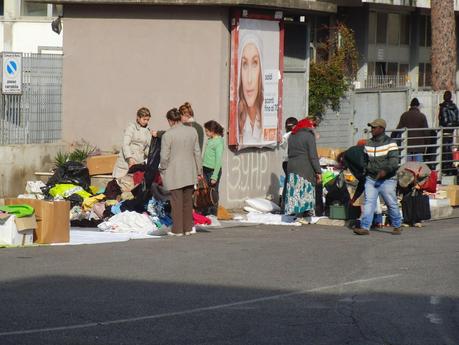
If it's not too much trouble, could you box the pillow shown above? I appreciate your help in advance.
[245,198,281,213]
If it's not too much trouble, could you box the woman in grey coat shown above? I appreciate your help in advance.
[285,118,322,218]
[160,108,202,236]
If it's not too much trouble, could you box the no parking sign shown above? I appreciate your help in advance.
[2,52,22,94]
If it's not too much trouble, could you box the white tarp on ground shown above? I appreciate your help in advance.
[51,229,162,246]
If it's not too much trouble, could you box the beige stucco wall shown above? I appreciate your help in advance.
[62,4,283,207]
[0,143,68,198]
[62,5,230,151]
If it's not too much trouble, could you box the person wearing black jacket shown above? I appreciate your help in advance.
[354,119,402,236]
[438,91,459,175]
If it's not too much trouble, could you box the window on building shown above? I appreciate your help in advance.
[21,2,62,17]
[368,12,377,44]
[400,14,410,45]
[420,15,432,47]
[367,61,376,76]
[387,14,400,45]
[387,62,398,76]
[375,62,387,76]
[52,4,63,17]
[21,1,47,16]
[399,64,409,77]
[370,12,410,46]
[419,63,432,87]
[376,13,387,44]
[371,62,409,77]
[0,0,4,16]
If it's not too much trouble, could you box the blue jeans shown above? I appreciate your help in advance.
[407,153,423,162]
[360,177,402,230]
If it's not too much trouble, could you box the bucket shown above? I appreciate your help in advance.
[453,150,459,162]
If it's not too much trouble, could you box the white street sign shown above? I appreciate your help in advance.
[2,52,22,94]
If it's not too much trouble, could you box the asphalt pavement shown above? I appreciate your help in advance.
[0,217,458,345]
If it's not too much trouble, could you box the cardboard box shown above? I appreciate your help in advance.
[317,147,332,158]
[14,214,37,231]
[317,147,344,160]
[0,215,33,246]
[86,154,118,176]
[5,199,70,244]
[438,185,459,206]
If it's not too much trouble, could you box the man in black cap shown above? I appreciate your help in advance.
[354,118,402,235]
[394,97,429,162]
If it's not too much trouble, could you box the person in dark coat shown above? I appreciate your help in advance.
[284,118,322,220]
[394,98,429,162]
[438,91,459,175]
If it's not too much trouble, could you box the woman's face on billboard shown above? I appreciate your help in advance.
[241,43,260,108]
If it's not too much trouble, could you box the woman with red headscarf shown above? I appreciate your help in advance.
[284,118,322,220]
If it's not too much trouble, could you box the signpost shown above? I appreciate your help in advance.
[2,52,22,95]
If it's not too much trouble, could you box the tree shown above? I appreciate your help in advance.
[431,0,456,91]
[308,23,358,119]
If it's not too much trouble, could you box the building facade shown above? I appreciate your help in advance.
[21,0,335,206]
[0,0,63,53]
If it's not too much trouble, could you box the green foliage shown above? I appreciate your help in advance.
[53,143,96,168]
[54,151,70,168]
[69,145,96,162]
[309,23,359,119]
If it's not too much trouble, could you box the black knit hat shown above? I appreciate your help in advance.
[410,98,420,107]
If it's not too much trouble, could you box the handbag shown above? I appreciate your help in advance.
[419,170,437,193]
[403,165,437,193]
[193,177,218,209]
[401,188,431,224]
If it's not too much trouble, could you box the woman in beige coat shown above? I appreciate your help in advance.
[160,108,202,236]
[112,107,154,179]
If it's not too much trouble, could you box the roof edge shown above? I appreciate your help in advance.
[25,0,337,13]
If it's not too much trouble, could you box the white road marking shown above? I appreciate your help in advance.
[430,296,441,305]
[0,274,401,337]
[425,313,443,324]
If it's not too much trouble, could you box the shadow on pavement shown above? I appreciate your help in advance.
[0,275,458,345]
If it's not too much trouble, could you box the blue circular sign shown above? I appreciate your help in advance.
[6,60,17,75]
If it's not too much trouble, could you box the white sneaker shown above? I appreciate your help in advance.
[414,222,423,228]
[167,232,183,237]
[190,226,197,234]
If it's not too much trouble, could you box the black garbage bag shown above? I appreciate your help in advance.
[67,193,84,208]
[144,136,161,188]
[121,181,170,214]
[42,161,91,197]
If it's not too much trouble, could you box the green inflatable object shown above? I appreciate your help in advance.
[0,204,35,218]
[322,171,336,186]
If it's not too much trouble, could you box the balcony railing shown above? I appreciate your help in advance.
[356,75,410,90]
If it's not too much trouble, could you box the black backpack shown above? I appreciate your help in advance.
[440,103,459,127]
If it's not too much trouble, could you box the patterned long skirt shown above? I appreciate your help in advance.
[284,173,315,215]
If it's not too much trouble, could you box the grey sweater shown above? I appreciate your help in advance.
[287,128,321,185]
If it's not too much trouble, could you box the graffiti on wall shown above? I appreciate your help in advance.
[225,151,271,203]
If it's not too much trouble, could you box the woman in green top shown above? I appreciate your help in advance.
[202,120,225,215]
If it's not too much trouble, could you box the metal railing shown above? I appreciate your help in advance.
[0,53,62,145]
[385,127,459,178]
[360,75,410,89]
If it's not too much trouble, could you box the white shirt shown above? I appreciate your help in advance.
[241,117,262,145]
[280,132,291,162]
